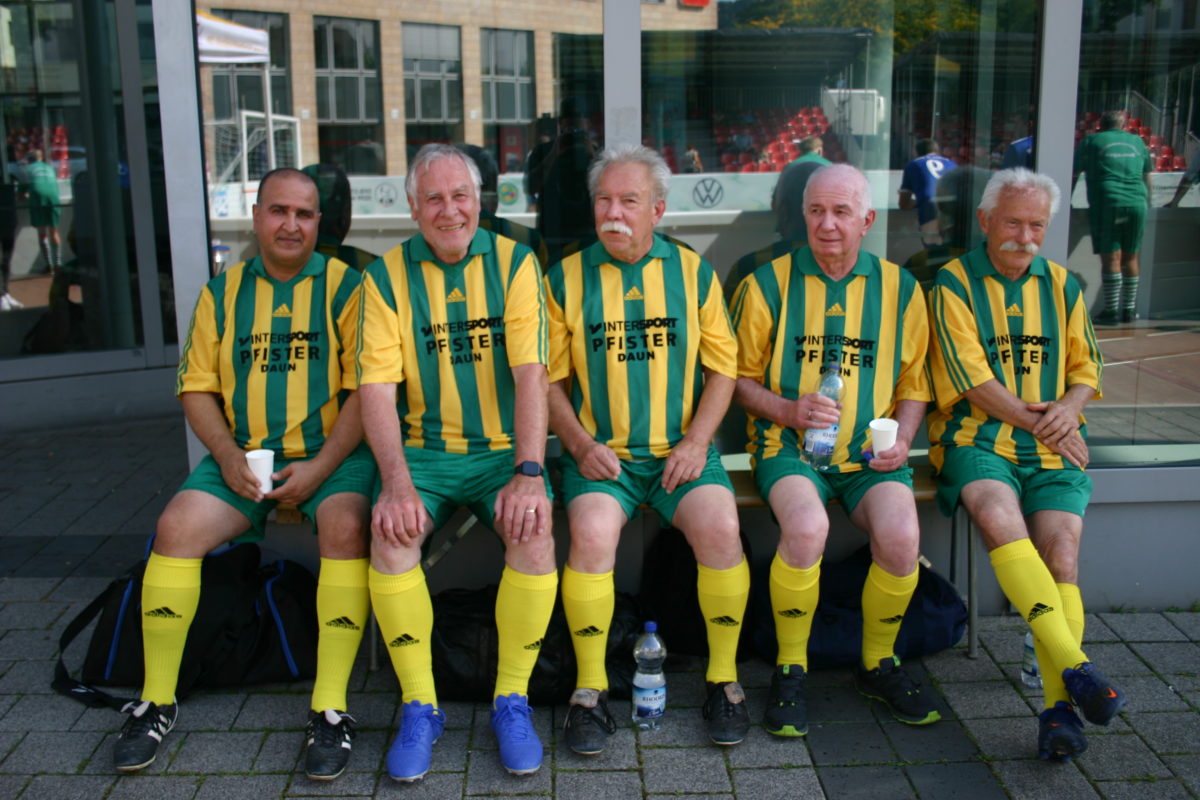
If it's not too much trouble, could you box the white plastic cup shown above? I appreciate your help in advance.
[245,449,274,494]
[869,418,899,454]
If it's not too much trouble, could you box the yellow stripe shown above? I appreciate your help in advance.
[566,262,598,438]
[422,268,462,453]
[985,280,1017,459]
[245,276,274,449]
[217,271,242,434]
[873,265,899,418]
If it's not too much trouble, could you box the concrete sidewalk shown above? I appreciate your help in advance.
[1,417,1198,799]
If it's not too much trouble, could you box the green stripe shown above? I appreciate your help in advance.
[662,248,688,449]
[298,266,330,455]
[404,240,445,450]
[578,249,612,444]
[848,255,882,460]
[230,270,258,448]
[264,280,292,453]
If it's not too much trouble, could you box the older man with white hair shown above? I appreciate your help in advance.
[545,144,750,755]
[731,163,937,738]
[357,143,556,781]
[927,167,1126,763]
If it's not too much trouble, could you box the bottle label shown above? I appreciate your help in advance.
[809,424,838,456]
[632,685,666,719]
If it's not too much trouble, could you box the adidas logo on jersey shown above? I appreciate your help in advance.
[1006,303,1023,316]
[879,614,905,625]
[389,633,419,648]
[573,625,604,638]
[624,286,644,301]
[446,287,467,302]
[825,303,846,316]
[778,608,808,619]
[709,615,740,627]
[273,303,292,318]
[523,638,544,651]
[1027,602,1053,622]
[145,606,182,619]
[325,616,361,631]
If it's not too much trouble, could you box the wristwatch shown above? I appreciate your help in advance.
[514,461,544,477]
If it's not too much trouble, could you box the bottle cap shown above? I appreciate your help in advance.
[644,620,657,632]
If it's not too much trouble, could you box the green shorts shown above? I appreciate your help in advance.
[28,198,60,228]
[178,441,376,541]
[393,447,554,532]
[559,444,733,524]
[1088,203,1146,254]
[753,454,914,516]
[935,445,1091,518]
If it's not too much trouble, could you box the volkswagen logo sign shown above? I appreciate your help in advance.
[692,178,724,208]
[375,182,399,209]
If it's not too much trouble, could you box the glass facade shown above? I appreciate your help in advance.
[2,2,1196,467]
[0,0,172,368]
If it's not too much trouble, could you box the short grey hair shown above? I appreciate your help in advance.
[803,163,873,216]
[405,143,482,209]
[587,144,671,204]
[978,167,1061,217]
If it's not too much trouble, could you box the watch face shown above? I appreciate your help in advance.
[516,461,543,477]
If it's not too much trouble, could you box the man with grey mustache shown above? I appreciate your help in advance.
[927,167,1125,764]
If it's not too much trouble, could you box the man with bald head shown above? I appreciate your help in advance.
[357,143,556,780]
[928,167,1125,762]
[114,168,373,780]
[546,144,750,754]
[731,163,937,738]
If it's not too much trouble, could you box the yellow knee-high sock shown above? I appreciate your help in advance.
[311,558,369,713]
[1038,582,1085,708]
[861,562,919,669]
[769,553,821,669]
[697,558,750,684]
[140,553,202,705]
[369,565,437,706]
[990,539,1087,673]
[494,566,557,699]
[562,565,614,692]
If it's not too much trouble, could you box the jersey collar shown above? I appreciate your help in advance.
[589,233,672,270]
[794,245,875,280]
[409,227,493,269]
[967,243,1047,281]
[246,251,326,282]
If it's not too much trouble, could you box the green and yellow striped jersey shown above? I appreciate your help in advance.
[176,253,361,460]
[545,236,737,459]
[927,246,1103,471]
[731,246,930,472]
[356,228,548,454]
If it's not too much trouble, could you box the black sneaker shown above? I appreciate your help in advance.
[305,709,356,780]
[1121,309,1139,323]
[113,700,178,772]
[763,664,808,737]
[1063,661,1127,725]
[1038,701,1088,761]
[854,656,941,725]
[1091,309,1120,326]
[562,688,617,755]
[702,681,750,746]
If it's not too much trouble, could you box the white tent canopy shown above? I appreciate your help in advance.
[195,11,275,170]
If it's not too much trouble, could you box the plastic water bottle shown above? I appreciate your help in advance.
[631,621,667,730]
[211,239,231,276]
[802,361,844,471]
[1021,631,1042,689]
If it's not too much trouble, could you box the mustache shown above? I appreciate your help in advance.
[998,240,1039,255]
[600,221,634,237]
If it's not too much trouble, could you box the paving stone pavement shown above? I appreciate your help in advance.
[0,418,1198,799]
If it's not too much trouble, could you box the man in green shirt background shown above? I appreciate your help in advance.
[1072,110,1153,325]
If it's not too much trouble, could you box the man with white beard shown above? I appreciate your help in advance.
[927,167,1126,763]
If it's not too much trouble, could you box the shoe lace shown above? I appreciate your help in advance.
[494,700,535,741]
[774,672,805,706]
[706,684,740,720]
[876,663,922,697]
[310,710,354,747]
[119,700,159,739]
[569,700,617,735]
[399,707,435,747]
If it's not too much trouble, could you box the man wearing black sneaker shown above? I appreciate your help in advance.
[546,144,751,754]
[113,168,373,779]
[731,164,940,737]
[928,167,1126,762]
